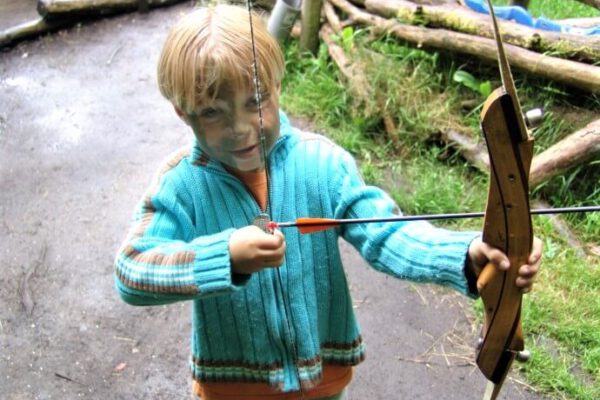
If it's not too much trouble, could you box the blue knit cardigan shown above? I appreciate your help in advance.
[114,111,478,392]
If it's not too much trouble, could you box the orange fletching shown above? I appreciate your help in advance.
[295,218,339,234]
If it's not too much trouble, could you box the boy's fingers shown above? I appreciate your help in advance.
[528,237,543,264]
[516,276,534,289]
[258,229,285,249]
[481,243,510,271]
[519,263,538,278]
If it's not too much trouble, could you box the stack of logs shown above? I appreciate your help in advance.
[2,0,598,190]
[317,0,600,189]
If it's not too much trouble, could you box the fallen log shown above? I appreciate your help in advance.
[37,0,186,20]
[438,119,600,188]
[362,0,600,64]
[328,0,600,93]
[531,200,588,258]
[0,18,68,48]
[1,0,187,47]
[439,129,490,172]
[529,118,600,186]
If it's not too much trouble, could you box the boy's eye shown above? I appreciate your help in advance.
[248,92,270,108]
[198,107,221,118]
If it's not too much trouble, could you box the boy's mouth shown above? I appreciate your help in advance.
[231,144,260,159]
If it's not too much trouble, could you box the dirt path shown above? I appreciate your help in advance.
[0,3,542,399]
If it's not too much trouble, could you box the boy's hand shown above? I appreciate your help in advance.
[467,236,543,293]
[229,226,286,274]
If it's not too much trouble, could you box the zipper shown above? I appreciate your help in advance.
[252,158,304,395]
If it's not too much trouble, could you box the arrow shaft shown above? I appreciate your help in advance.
[274,206,600,230]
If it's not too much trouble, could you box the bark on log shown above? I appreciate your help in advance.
[438,119,600,188]
[0,18,59,48]
[363,0,600,64]
[529,119,600,186]
[324,0,344,33]
[532,200,588,258]
[38,0,186,20]
[439,129,490,172]
[329,0,600,93]
[2,0,188,47]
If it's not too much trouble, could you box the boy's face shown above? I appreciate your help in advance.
[178,83,280,173]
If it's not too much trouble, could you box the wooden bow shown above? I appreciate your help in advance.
[475,1,534,399]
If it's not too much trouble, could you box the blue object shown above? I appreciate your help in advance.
[464,0,600,35]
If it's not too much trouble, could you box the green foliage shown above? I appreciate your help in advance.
[281,43,370,154]
[520,224,600,398]
[339,26,357,53]
[452,70,492,98]
[492,0,600,19]
[388,149,487,221]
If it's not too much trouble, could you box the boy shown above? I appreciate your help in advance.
[114,4,541,400]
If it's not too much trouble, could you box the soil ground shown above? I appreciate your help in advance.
[1,3,543,399]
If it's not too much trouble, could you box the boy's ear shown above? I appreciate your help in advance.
[174,106,190,125]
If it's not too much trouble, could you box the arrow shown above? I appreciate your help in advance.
[267,206,600,234]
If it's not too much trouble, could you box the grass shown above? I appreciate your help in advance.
[492,0,600,19]
[280,1,599,398]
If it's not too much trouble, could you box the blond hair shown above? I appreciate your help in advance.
[157,4,285,113]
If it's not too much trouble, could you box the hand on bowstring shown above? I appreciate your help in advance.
[229,226,286,274]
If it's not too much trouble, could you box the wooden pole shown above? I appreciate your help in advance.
[300,0,324,55]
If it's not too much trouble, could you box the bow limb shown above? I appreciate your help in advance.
[475,1,535,398]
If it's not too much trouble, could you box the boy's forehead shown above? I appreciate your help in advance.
[193,83,256,107]
[201,78,270,100]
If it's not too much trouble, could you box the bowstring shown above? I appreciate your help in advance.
[246,0,273,217]
[246,2,305,397]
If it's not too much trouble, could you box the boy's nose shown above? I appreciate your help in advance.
[231,116,253,139]
[231,125,251,140]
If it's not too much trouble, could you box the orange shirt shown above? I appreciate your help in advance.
[193,365,352,400]
[226,168,268,212]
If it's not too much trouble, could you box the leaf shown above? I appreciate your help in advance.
[453,70,480,92]
[341,26,355,51]
[479,81,492,97]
